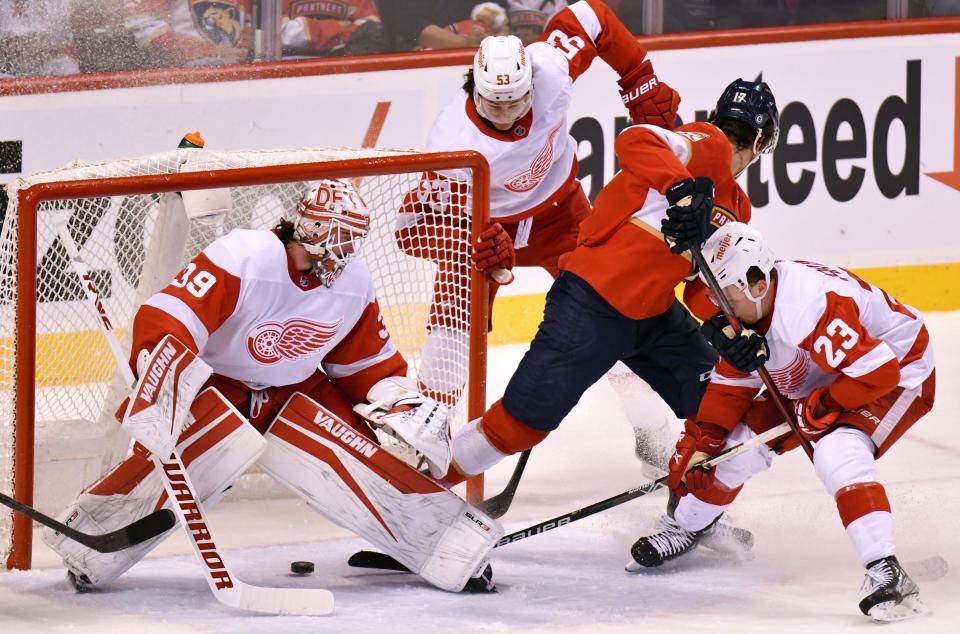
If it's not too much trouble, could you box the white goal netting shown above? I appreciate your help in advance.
[0,147,487,568]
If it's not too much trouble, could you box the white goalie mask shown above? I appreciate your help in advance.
[472,35,533,128]
[291,179,370,287]
[700,222,775,320]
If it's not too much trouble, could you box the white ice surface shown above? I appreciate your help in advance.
[2,312,959,633]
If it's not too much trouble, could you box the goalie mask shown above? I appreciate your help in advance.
[472,35,533,128]
[291,179,370,287]
[700,222,775,321]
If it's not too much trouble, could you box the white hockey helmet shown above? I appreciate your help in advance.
[291,179,370,287]
[700,222,775,317]
[472,35,533,127]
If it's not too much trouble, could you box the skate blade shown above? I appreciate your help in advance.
[625,558,645,573]
[868,595,930,622]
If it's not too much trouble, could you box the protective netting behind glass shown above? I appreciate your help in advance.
[0,147,483,568]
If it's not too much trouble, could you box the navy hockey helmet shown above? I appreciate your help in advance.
[712,79,779,155]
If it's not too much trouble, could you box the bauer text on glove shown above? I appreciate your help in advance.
[618,60,681,129]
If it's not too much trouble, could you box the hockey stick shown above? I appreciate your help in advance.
[476,448,531,518]
[348,421,792,572]
[55,215,334,615]
[688,242,815,460]
[0,492,175,554]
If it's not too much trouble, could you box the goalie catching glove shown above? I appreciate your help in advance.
[618,60,681,129]
[354,376,452,478]
[700,313,769,373]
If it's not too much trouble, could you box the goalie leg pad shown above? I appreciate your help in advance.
[42,388,265,585]
[259,393,503,591]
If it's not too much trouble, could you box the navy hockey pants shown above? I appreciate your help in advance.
[502,271,717,432]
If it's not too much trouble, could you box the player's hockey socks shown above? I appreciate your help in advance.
[259,393,503,592]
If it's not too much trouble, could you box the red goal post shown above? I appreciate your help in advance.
[1,148,490,570]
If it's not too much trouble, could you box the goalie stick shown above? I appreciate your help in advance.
[476,448,531,518]
[0,492,175,554]
[348,421,792,572]
[55,214,334,615]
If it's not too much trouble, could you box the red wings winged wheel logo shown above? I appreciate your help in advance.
[247,318,342,365]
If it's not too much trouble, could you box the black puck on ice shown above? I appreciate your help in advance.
[290,560,315,575]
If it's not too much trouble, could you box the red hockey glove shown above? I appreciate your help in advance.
[618,60,681,129]
[667,420,726,498]
[471,222,515,277]
[793,386,841,440]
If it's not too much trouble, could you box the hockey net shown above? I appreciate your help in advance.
[0,147,490,570]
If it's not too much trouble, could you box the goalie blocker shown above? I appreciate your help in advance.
[260,393,503,592]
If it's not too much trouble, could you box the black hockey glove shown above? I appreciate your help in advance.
[700,313,768,373]
[660,177,714,254]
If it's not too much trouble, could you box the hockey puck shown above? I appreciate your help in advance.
[290,560,315,575]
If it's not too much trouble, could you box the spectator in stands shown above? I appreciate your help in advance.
[280,0,389,58]
[0,0,80,78]
[122,0,252,68]
[71,0,155,73]
[505,0,567,43]
[378,0,510,51]
[908,0,960,16]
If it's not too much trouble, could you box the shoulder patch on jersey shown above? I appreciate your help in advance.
[676,130,710,143]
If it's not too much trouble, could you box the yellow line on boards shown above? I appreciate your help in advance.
[3,262,956,386]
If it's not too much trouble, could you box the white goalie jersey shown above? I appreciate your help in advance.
[131,228,405,398]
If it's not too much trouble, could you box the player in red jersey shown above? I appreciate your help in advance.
[435,81,779,518]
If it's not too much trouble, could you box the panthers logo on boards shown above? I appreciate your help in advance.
[190,0,245,47]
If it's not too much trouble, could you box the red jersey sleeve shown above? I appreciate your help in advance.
[682,278,720,323]
[696,361,762,432]
[799,292,901,410]
[322,299,408,403]
[537,0,647,82]
[129,251,241,377]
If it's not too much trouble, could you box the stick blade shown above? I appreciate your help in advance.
[906,556,949,583]
[347,550,411,573]
[476,492,514,519]
[123,509,177,546]
[227,582,334,616]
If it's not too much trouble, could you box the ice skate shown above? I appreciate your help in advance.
[67,569,94,593]
[462,562,496,593]
[625,514,705,571]
[858,556,929,622]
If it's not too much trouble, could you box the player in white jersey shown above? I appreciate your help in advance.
[42,179,496,593]
[629,223,935,622]
[397,0,684,470]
